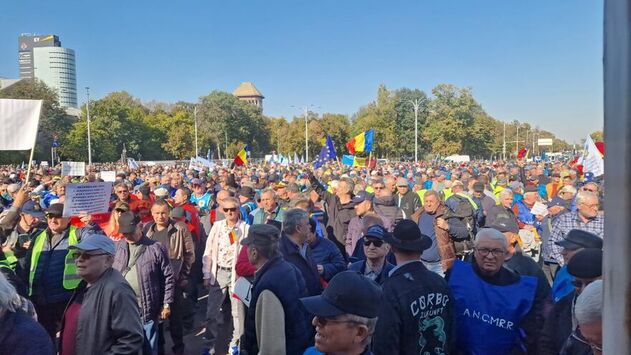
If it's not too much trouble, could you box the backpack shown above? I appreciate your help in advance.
[445,194,477,239]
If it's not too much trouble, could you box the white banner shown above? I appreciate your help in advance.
[61,161,86,176]
[63,182,113,217]
[582,136,605,177]
[537,138,553,146]
[0,99,42,150]
[100,171,116,182]
[189,156,215,171]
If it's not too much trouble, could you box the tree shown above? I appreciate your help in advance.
[0,79,74,164]
[590,130,604,142]
[351,85,398,158]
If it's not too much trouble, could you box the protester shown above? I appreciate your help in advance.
[346,191,393,257]
[145,200,195,355]
[250,189,285,225]
[203,197,249,354]
[111,182,141,214]
[447,228,545,353]
[112,212,175,355]
[348,225,394,284]
[373,219,455,354]
[395,177,421,218]
[306,218,347,283]
[59,233,143,355]
[280,208,323,296]
[100,200,128,241]
[190,178,212,213]
[239,224,311,355]
[372,178,405,226]
[301,271,383,355]
[0,272,53,355]
[571,280,603,355]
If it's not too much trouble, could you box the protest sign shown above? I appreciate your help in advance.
[100,171,116,182]
[63,182,113,217]
[61,161,86,176]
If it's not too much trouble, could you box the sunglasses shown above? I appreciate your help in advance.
[314,315,362,327]
[364,239,384,247]
[223,207,238,213]
[373,186,385,190]
[71,251,110,260]
[45,213,63,219]
[114,208,127,213]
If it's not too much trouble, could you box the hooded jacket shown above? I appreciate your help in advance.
[373,195,405,226]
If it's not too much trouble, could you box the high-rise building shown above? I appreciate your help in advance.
[18,34,77,108]
[233,82,264,109]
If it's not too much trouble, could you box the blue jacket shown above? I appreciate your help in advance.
[308,237,346,281]
[279,234,323,296]
[0,310,54,354]
[348,260,394,285]
[242,256,311,355]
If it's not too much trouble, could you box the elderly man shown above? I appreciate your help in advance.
[280,208,323,296]
[18,203,100,340]
[240,224,310,355]
[412,190,469,276]
[113,212,175,355]
[111,182,141,214]
[372,178,405,226]
[572,280,603,354]
[345,191,394,257]
[59,234,143,355]
[250,189,285,225]
[308,171,356,253]
[374,220,455,354]
[203,197,249,353]
[539,249,602,355]
[395,177,421,218]
[511,185,545,260]
[447,228,545,354]
[348,225,394,285]
[546,192,603,268]
[301,271,383,355]
[145,199,195,355]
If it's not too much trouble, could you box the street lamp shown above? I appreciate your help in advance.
[193,106,199,157]
[85,87,92,165]
[291,105,317,162]
[410,98,427,163]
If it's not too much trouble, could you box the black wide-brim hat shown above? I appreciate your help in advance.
[384,219,432,252]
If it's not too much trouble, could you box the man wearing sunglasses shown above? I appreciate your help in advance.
[447,228,544,354]
[348,225,393,285]
[19,203,101,340]
[203,197,249,354]
[540,248,602,355]
[301,271,383,355]
[59,233,143,355]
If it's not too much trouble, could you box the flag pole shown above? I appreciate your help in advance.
[24,101,43,184]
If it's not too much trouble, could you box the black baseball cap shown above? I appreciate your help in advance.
[44,203,64,217]
[300,271,383,318]
[240,223,280,246]
[555,229,603,250]
[118,212,140,234]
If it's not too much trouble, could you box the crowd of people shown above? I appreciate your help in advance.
[0,157,605,354]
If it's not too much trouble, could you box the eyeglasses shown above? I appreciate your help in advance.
[364,239,384,247]
[475,248,506,257]
[223,207,238,213]
[71,251,110,260]
[314,316,362,327]
[373,186,384,190]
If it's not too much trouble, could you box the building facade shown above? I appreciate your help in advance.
[233,82,264,109]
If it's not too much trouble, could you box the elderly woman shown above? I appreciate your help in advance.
[0,273,53,354]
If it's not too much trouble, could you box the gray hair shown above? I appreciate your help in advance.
[474,228,508,249]
[0,273,21,313]
[498,188,514,199]
[260,188,278,201]
[576,191,598,206]
[575,279,603,325]
[282,208,309,235]
[286,183,301,194]
[339,178,355,195]
[345,314,378,347]
[423,189,440,201]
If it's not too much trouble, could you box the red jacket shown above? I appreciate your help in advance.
[180,203,202,242]
[235,245,257,277]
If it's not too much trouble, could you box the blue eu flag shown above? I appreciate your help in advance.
[314,135,337,169]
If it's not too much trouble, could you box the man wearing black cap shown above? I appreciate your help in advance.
[301,271,383,355]
[550,229,603,303]
[239,224,311,355]
[471,181,495,217]
[539,248,602,355]
[373,219,455,354]
[20,202,101,340]
[348,225,394,285]
[237,186,257,222]
[112,212,175,355]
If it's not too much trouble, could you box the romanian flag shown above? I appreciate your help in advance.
[229,230,238,245]
[233,145,249,166]
[517,147,529,159]
[346,129,374,154]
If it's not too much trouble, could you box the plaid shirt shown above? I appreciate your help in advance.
[545,211,604,265]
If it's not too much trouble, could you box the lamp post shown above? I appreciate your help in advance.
[85,87,92,165]
[193,106,198,156]
[410,98,427,163]
[291,105,317,162]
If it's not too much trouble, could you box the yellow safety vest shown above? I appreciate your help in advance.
[0,250,17,271]
[454,192,479,210]
[416,189,428,206]
[29,227,80,296]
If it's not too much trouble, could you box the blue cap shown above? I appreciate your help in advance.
[364,224,389,240]
[69,233,116,255]
[22,200,45,219]
[352,190,374,204]
[300,271,383,318]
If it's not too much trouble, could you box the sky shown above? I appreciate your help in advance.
[1,0,603,143]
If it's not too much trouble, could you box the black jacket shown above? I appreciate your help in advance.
[539,291,575,355]
[373,261,455,355]
[309,176,356,248]
[397,190,421,219]
[348,259,394,285]
[279,234,323,296]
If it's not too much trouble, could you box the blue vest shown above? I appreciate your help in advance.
[515,201,535,226]
[551,266,575,302]
[189,192,212,212]
[448,260,537,354]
